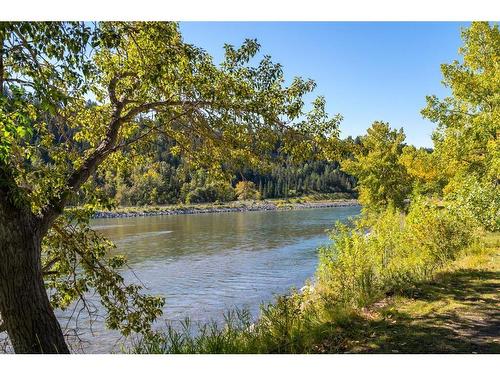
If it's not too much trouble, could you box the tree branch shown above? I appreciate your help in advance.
[108,72,137,105]
[121,99,212,121]
[39,111,124,232]
[42,256,61,273]
[110,109,192,152]
[39,92,212,232]
[42,270,60,277]
[4,77,35,88]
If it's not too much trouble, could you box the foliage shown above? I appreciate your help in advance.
[418,22,499,231]
[96,156,355,206]
[341,121,413,212]
[43,210,164,338]
[130,294,318,354]
[131,199,479,354]
[130,22,497,355]
[316,199,477,310]
[242,160,355,199]
[421,22,499,194]
[88,133,355,207]
[446,174,500,231]
[399,145,447,196]
[0,89,36,163]
[235,181,260,200]
[1,20,341,214]
[0,21,341,348]
[181,170,235,204]
[2,20,497,354]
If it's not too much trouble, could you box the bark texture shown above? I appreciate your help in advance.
[0,194,69,353]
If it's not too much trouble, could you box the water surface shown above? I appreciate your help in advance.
[61,205,360,352]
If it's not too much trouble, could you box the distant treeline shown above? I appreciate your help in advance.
[240,161,356,199]
[92,139,356,206]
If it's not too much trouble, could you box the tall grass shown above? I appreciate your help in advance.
[129,199,480,354]
[128,297,317,354]
[316,200,477,311]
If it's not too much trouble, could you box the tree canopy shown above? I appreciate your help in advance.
[0,21,342,352]
[421,21,499,230]
[341,121,413,211]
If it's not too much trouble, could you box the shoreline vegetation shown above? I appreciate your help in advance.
[0,22,497,355]
[92,194,360,219]
[129,223,499,354]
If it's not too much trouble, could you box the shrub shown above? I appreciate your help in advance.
[184,182,235,204]
[129,294,321,354]
[316,200,477,309]
[235,181,260,200]
[130,199,479,354]
[445,175,500,232]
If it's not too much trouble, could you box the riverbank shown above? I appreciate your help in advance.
[327,232,500,353]
[130,231,499,354]
[93,196,359,219]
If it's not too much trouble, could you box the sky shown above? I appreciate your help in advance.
[179,22,470,148]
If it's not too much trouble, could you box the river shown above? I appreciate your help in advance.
[57,205,360,353]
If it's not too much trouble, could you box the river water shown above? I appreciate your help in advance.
[57,205,360,353]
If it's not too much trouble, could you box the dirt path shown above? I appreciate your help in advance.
[317,235,500,354]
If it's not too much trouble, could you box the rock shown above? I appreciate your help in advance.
[92,199,360,219]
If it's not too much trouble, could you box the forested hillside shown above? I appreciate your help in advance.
[92,137,357,206]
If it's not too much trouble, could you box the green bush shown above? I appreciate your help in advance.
[235,181,260,200]
[130,200,479,354]
[184,183,235,204]
[129,294,322,354]
[316,200,477,309]
[446,175,500,232]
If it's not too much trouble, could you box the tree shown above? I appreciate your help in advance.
[421,22,499,229]
[235,181,260,200]
[0,22,340,353]
[422,22,498,188]
[181,169,235,203]
[342,121,413,211]
[399,145,447,196]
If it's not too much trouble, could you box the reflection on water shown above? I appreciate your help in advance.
[58,205,360,353]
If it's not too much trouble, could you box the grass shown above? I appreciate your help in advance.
[130,232,499,354]
[313,232,500,353]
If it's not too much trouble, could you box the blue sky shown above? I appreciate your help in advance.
[179,22,469,148]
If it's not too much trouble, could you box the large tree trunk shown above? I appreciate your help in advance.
[0,200,69,354]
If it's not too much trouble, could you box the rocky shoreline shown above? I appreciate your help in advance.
[93,199,360,219]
